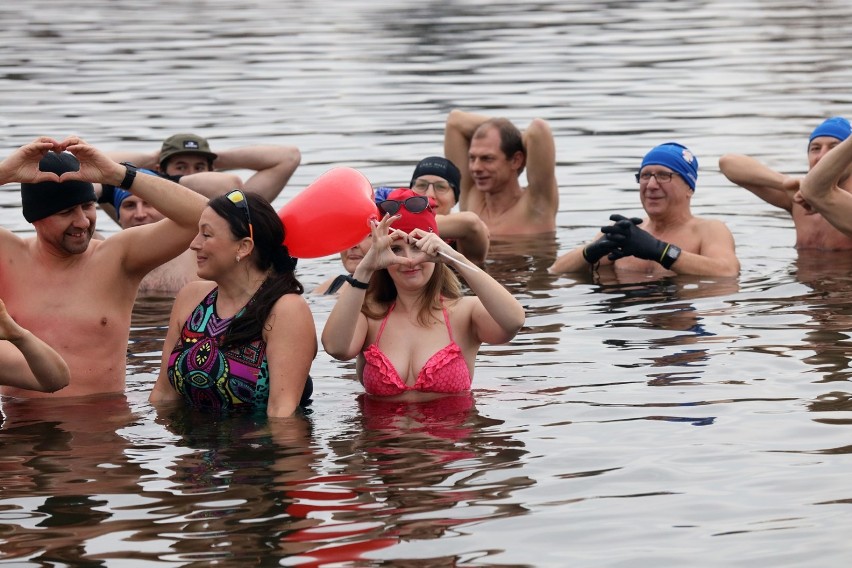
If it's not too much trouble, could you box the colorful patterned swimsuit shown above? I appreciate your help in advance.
[167,287,311,412]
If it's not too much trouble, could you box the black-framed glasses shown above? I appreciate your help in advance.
[225,189,254,241]
[379,195,431,216]
[411,179,453,195]
[635,171,679,184]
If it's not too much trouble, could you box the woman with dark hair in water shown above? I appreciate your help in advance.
[150,190,315,417]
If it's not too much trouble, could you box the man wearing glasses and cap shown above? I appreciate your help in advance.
[549,142,739,277]
[719,116,852,250]
[0,136,207,399]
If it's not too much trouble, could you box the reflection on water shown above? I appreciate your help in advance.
[2,0,852,565]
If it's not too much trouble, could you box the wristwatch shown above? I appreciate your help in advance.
[118,162,138,190]
[660,244,681,269]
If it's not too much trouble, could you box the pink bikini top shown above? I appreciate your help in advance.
[361,301,472,396]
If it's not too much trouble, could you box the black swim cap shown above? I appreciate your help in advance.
[21,152,96,223]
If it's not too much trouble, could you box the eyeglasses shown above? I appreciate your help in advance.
[379,195,431,216]
[636,171,679,184]
[412,179,453,195]
[225,189,254,241]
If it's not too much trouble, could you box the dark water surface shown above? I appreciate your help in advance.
[2,1,852,566]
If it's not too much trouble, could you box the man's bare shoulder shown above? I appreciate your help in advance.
[691,215,733,233]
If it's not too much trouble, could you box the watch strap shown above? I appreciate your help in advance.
[344,275,369,290]
[118,162,137,190]
[659,243,681,269]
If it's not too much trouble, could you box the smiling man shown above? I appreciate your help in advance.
[0,136,206,399]
[548,142,739,277]
[443,109,558,236]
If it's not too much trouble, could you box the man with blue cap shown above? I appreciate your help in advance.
[719,116,852,250]
[549,142,739,277]
[800,126,852,239]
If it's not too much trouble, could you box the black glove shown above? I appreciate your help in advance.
[582,235,620,264]
[601,214,671,265]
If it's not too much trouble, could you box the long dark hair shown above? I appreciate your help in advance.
[208,191,303,348]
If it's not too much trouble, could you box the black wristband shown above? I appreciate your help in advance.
[344,275,369,289]
[118,162,137,190]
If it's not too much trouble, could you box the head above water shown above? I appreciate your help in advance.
[113,169,160,222]
[159,133,218,170]
[808,116,851,144]
[639,142,699,191]
[21,152,96,223]
[410,156,461,203]
[207,191,296,274]
[379,188,439,234]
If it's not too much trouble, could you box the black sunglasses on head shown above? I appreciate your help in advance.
[379,195,430,216]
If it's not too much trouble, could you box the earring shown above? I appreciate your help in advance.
[236,255,241,263]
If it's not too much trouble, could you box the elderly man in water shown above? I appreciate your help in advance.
[549,142,740,277]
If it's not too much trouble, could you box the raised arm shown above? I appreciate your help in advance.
[321,216,403,360]
[412,231,525,344]
[444,109,490,211]
[0,137,65,186]
[435,211,490,264]
[799,134,852,236]
[212,145,301,203]
[0,298,69,393]
[522,118,559,221]
[718,154,796,211]
[61,137,207,276]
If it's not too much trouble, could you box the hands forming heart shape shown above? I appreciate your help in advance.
[362,214,450,271]
[0,136,124,187]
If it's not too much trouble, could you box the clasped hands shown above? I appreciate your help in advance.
[583,214,670,265]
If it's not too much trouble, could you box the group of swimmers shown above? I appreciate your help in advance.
[2,110,852,418]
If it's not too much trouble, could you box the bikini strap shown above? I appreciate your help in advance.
[440,297,454,343]
[374,302,396,344]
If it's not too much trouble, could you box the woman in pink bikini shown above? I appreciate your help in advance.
[322,188,525,401]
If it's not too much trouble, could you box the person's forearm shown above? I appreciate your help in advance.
[213,146,299,172]
[10,331,70,392]
[444,249,524,338]
[446,109,490,140]
[669,252,740,277]
[320,268,373,359]
[127,172,207,228]
[801,134,852,204]
[548,245,603,274]
[719,154,794,210]
[106,150,159,171]
[436,213,489,264]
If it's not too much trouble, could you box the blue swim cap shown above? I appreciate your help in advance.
[373,186,394,204]
[808,116,851,143]
[639,142,699,191]
[114,169,160,219]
